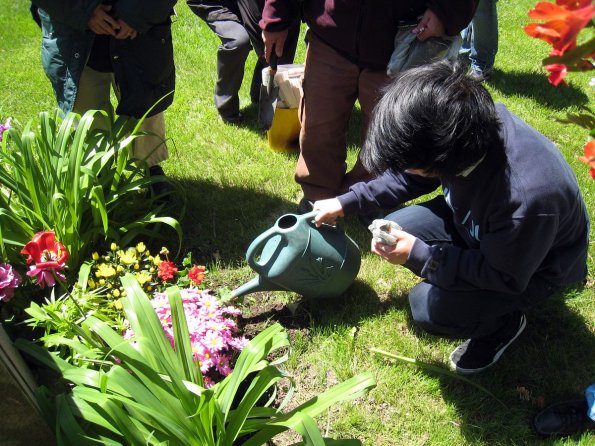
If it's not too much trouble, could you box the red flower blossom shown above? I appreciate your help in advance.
[158,260,178,282]
[544,59,569,85]
[188,265,206,285]
[524,1,594,53]
[21,231,69,288]
[578,140,595,179]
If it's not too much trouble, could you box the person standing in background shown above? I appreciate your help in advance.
[186,0,300,124]
[31,0,176,195]
[459,0,498,78]
[260,0,478,214]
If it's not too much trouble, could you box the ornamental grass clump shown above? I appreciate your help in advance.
[0,110,182,284]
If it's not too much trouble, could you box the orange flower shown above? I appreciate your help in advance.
[524,1,594,53]
[578,140,595,179]
[158,260,178,282]
[188,265,206,285]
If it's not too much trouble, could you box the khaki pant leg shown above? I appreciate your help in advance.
[72,66,114,130]
[132,112,168,167]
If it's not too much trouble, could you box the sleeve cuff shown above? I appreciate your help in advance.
[404,238,432,276]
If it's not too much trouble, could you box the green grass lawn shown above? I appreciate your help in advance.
[1,1,594,445]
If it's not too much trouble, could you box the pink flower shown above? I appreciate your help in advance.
[21,231,69,288]
[0,118,11,143]
[0,263,22,302]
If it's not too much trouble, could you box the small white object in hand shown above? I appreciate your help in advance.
[368,219,402,246]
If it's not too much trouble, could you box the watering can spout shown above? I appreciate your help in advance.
[231,276,283,299]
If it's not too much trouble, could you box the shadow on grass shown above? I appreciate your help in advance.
[169,177,300,265]
[405,289,595,444]
[487,69,590,109]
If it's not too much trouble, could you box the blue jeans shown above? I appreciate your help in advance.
[385,196,559,340]
[459,0,498,74]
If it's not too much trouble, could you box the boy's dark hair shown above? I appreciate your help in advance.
[362,60,503,176]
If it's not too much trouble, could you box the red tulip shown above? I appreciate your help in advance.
[578,140,595,179]
[21,231,69,288]
[525,1,594,53]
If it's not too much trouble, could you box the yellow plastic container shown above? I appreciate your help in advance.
[267,107,300,153]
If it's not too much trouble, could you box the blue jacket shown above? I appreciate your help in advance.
[338,104,590,293]
[32,0,177,118]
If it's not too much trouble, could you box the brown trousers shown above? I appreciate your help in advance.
[296,33,389,200]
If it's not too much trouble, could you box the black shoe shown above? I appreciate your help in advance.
[449,312,526,375]
[533,399,594,437]
[297,197,314,215]
[149,165,172,199]
[221,112,244,124]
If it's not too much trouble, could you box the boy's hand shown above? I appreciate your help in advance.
[371,229,416,265]
[313,198,344,227]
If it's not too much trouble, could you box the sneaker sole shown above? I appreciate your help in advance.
[449,314,527,375]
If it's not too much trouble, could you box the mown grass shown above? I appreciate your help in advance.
[1,1,594,445]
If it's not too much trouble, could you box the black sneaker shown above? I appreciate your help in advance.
[533,399,594,437]
[221,112,244,124]
[449,312,526,375]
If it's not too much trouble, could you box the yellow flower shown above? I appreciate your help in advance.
[111,243,118,251]
[113,289,120,297]
[117,265,124,272]
[88,279,96,289]
[133,263,139,270]
[119,249,137,265]
[136,242,146,253]
[160,247,170,256]
[99,279,106,285]
[121,291,127,297]
[153,256,162,266]
[92,252,99,260]
[135,272,152,285]
[114,299,123,310]
[97,264,116,278]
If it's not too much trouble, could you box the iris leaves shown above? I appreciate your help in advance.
[0,110,182,279]
[17,275,376,445]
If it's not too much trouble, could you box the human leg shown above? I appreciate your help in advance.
[341,67,389,191]
[459,0,498,75]
[387,196,557,373]
[207,19,252,121]
[72,65,114,129]
[296,33,359,200]
[132,112,168,168]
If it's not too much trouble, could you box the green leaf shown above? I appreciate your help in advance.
[369,348,506,408]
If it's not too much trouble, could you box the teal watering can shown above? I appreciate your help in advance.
[231,211,361,299]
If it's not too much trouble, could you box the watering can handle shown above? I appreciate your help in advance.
[246,227,286,274]
[300,210,344,234]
